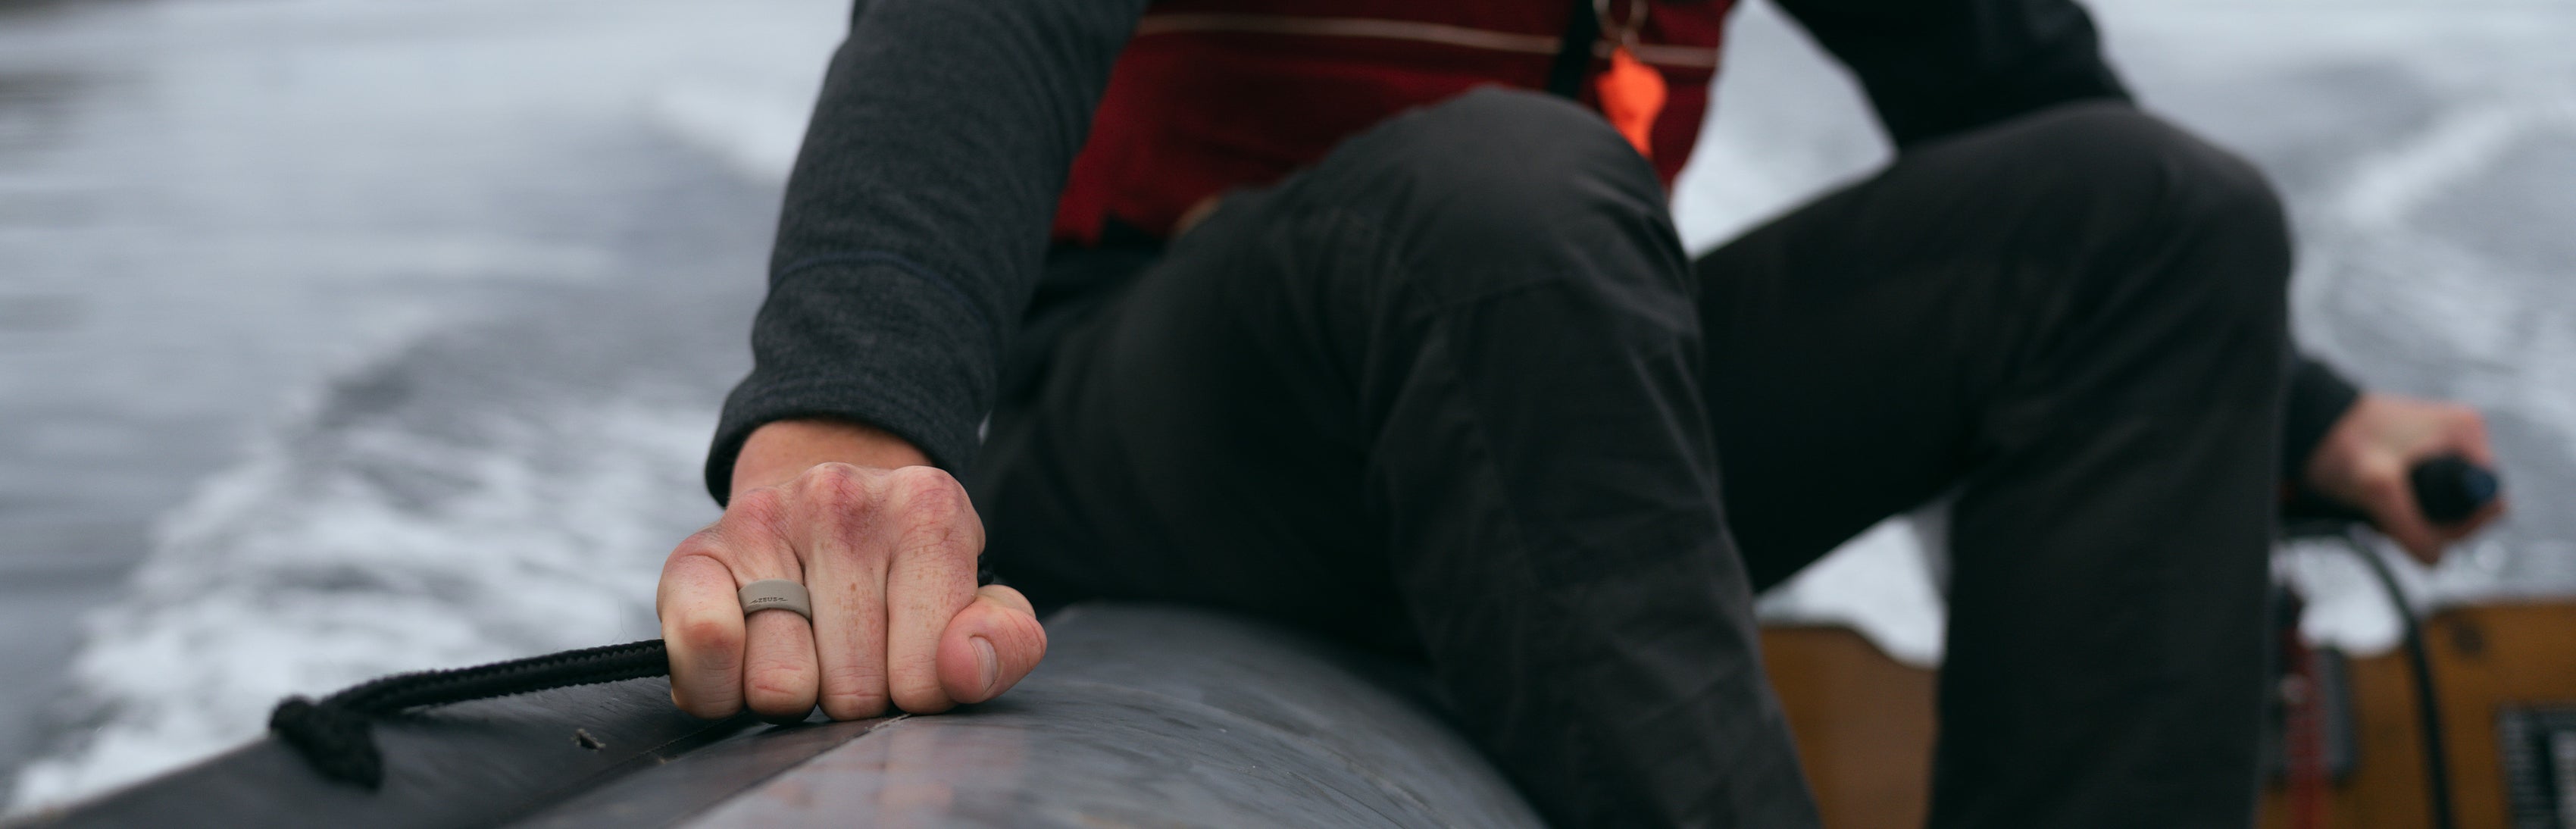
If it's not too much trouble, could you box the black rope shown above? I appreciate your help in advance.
[270,566,1002,787]
[269,640,669,787]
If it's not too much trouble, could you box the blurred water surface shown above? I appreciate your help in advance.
[0,0,836,806]
[1,0,2569,811]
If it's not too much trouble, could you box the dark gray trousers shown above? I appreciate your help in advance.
[973,88,2291,827]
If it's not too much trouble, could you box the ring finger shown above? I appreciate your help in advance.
[730,501,821,721]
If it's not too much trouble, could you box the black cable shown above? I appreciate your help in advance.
[2279,452,2495,829]
[270,640,669,787]
[2339,527,2456,829]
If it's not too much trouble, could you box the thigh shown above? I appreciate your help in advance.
[971,184,1405,646]
[978,87,1712,654]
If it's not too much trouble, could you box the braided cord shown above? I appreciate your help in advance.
[270,640,672,787]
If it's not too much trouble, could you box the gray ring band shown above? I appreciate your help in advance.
[737,579,812,621]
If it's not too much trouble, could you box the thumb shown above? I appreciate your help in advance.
[936,584,1048,705]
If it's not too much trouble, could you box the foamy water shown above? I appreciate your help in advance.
[11,394,711,805]
[0,0,836,808]
[6,0,2574,812]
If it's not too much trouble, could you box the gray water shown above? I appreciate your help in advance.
[0,0,830,805]
[2,0,2571,811]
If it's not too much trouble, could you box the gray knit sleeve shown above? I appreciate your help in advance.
[1773,0,2133,149]
[707,0,1146,502]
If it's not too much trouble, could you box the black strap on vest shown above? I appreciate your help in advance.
[1546,0,1600,99]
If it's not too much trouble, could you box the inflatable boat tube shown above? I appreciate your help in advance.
[15,604,1544,828]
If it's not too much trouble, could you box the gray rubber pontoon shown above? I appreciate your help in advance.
[13,605,1545,828]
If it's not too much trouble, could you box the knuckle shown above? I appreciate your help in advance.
[745,670,810,700]
[669,530,729,564]
[742,655,817,705]
[805,460,861,480]
[795,461,873,505]
[675,617,743,662]
[820,687,889,721]
[818,664,889,718]
[745,686,813,717]
[890,468,975,529]
[792,465,889,552]
[887,465,961,503]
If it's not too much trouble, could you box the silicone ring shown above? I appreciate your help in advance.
[736,579,813,621]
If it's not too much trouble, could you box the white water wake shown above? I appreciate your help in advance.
[10,380,717,808]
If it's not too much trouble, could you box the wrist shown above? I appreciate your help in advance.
[732,418,934,496]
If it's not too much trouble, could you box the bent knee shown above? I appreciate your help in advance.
[2004,103,2293,312]
[2007,103,2287,252]
[1313,88,1688,307]
[1390,87,1665,219]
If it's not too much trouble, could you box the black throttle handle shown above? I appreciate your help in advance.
[2409,455,2499,525]
[2281,453,2500,536]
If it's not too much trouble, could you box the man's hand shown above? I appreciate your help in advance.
[2304,393,2506,565]
[657,418,1046,721]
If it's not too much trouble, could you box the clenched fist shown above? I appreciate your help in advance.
[2305,393,2507,565]
[657,418,1046,721]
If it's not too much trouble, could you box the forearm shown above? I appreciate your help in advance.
[705,0,1146,502]
[2282,354,2362,480]
[1776,0,2132,148]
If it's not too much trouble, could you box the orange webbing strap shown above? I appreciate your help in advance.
[1597,45,1666,158]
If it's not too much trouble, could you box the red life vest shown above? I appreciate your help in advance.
[1052,0,1737,244]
